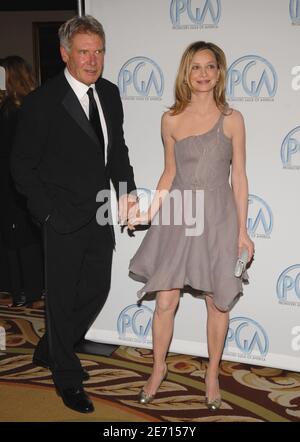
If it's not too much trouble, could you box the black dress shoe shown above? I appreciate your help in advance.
[9,295,42,308]
[58,386,94,413]
[32,356,90,381]
[9,295,27,307]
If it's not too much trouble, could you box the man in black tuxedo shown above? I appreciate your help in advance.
[11,15,138,413]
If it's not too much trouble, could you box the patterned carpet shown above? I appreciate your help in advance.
[0,291,299,422]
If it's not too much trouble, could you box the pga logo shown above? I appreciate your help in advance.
[170,0,221,28]
[281,126,300,169]
[227,55,277,100]
[117,304,153,343]
[247,194,273,239]
[118,57,164,100]
[277,264,300,302]
[225,317,269,357]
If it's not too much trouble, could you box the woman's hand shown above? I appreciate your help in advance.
[127,209,151,231]
[238,230,255,262]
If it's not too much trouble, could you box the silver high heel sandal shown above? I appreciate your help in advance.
[205,374,222,411]
[138,364,168,405]
[205,396,222,411]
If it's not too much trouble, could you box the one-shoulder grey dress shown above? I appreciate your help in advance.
[129,114,248,311]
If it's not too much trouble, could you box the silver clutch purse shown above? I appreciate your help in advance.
[234,249,248,277]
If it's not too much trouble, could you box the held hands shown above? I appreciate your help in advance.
[118,194,152,232]
[127,209,151,231]
[238,230,255,263]
[118,194,139,227]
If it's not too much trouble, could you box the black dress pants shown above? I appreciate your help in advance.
[7,243,43,303]
[34,217,114,390]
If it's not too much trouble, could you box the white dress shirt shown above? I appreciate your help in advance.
[64,68,108,164]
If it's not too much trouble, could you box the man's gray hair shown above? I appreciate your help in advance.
[58,15,105,51]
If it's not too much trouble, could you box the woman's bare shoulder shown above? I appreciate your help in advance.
[224,108,245,138]
[161,110,178,135]
[162,109,177,123]
[226,108,244,125]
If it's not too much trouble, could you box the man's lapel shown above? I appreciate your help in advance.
[62,87,100,147]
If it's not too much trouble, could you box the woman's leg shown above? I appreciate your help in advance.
[205,295,229,400]
[143,289,180,395]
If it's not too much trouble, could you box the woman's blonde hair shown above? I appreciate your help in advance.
[1,56,36,107]
[170,41,228,115]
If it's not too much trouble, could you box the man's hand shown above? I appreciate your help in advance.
[118,194,139,226]
[127,209,150,231]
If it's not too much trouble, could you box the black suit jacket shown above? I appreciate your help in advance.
[11,71,136,236]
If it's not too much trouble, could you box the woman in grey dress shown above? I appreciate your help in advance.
[128,42,254,410]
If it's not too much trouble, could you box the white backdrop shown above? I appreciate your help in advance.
[85,0,300,372]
